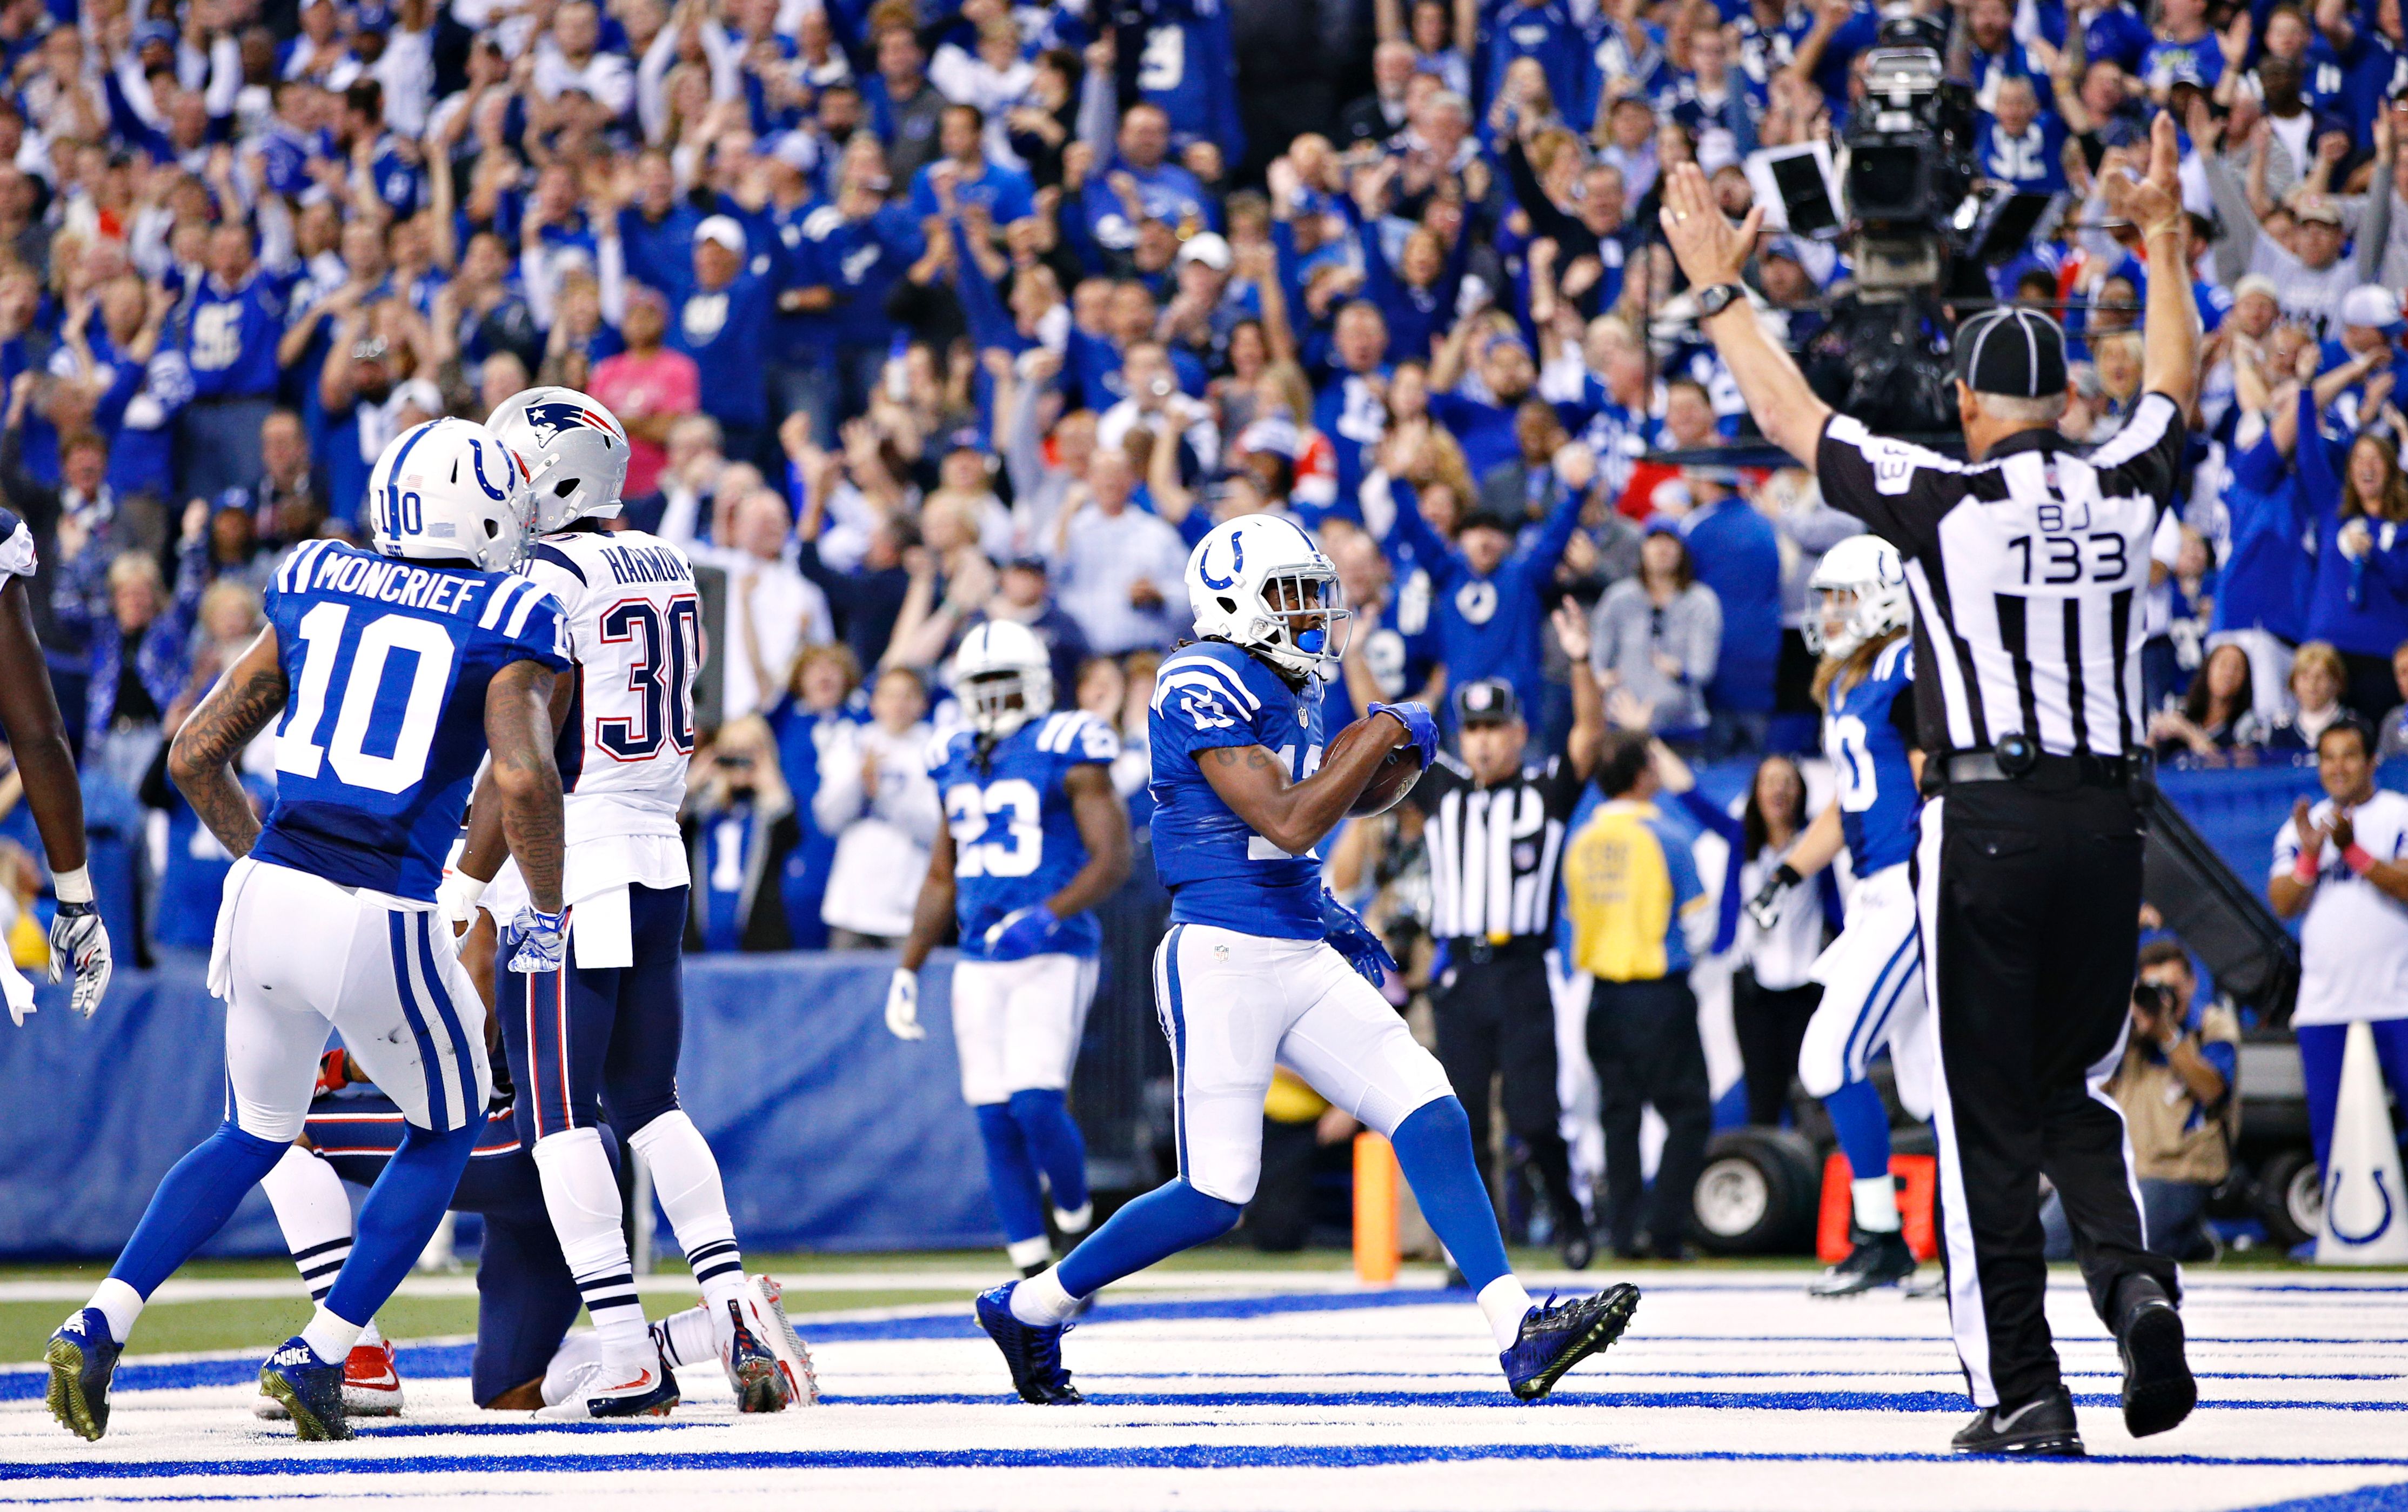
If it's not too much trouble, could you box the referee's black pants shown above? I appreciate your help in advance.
[1433,952,1581,1229]
[1916,779,2182,1410]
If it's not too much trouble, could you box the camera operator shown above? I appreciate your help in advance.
[1656,115,2199,1455]
[2042,944,2237,1264]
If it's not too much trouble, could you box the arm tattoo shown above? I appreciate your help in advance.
[486,658,565,914]
[1205,746,1281,772]
[170,641,287,858]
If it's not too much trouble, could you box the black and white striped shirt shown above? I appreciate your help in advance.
[1411,753,1584,946]
[1815,393,2187,761]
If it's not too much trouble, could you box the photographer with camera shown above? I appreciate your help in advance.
[2042,944,2238,1264]
[1658,112,2199,1456]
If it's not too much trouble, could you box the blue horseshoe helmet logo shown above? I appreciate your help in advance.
[2327,1167,2397,1245]
[1199,530,1245,591]
[467,437,513,501]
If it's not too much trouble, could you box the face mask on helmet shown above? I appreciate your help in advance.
[1261,567,1351,670]
[965,668,1044,737]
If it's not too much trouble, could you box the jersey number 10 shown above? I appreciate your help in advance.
[275,603,455,794]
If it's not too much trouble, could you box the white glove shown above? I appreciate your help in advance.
[503,906,567,974]
[436,869,489,934]
[48,900,111,1018]
[885,968,925,1040]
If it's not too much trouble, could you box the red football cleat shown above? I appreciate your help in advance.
[342,1338,404,1417]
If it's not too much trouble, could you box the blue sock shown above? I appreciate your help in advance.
[325,1120,479,1326]
[974,1102,1049,1245]
[1007,1088,1090,1214]
[1824,1079,1893,1183]
[1391,1097,1511,1295]
[1054,1178,1241,1299]
[109,1121,289,1297]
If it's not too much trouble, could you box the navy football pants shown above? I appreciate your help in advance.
[499,884,690,1145]
[313,1094,607,1406]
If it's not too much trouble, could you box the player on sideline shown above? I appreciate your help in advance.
[259,1048,816,1414]
[977,515,1641,1404]
[440,386,785,1419]
[1743,537,1932,1297]
[0,500,113,1025]
[46,417,572,1442]
[889,620,1133,1277]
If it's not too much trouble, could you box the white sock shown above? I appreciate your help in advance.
[532,1128,648,1354]
[1008,1265,1078,1326]
[358,1320,383,1348]
[300,1303,364,1364]
[262,1147,355,1303]
[629,1112,746,1313]
[1476,1276,1536,1351]
[87,1277,144,1342]
[1006,1236,1054,1270]
[1053,1201,1093,1234]
[652,1304,719,1368]
[1852,1176,1904,1234]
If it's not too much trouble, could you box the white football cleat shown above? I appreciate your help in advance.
[738,1275,819,1407]
[536,1344,679,1420]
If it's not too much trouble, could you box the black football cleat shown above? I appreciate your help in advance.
[1501,1283,1641,1401]
[1952,1385,2084,1456]
[976,1283,1083,1404]
[1808,1230,1918,1297]
[2116,1287,2196,1439]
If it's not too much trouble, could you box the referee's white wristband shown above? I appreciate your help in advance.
[52,865,92,904]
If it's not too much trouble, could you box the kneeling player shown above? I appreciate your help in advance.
[977,517,1639,1404]
[1745,537,1932,1297]
[260,1045,817,1413]
[889,620,1132,1277]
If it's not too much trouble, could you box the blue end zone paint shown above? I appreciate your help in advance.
[2239,1483,2408,1512]
[13,1448,2408,1483]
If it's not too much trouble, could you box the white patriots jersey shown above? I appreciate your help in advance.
[0,505,34,579]
[518,527,702,845]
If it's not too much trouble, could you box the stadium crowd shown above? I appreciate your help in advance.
[0,0,2400,1254]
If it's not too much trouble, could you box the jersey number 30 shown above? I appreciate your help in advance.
[597,596,702,760]
[947,779,1042,878]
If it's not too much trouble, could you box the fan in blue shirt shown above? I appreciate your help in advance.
[1975,79,2071,192]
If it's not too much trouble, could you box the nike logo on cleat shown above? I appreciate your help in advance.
[1996,1399,2050,1428]
[604,1370,655,1392]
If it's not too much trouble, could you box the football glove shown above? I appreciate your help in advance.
[885,968,925,1041]
[502,906,567,974]
[983,904,1065,962]
[1744,862,1804,934]
[1368,700,1439,769]
[314,1048,354,1098]
[1319,892,1398,987]
[47,900,111,1018]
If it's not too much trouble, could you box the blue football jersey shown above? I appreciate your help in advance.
[931,710,1121,961]
[1148,640,1326,940]
[251,539,573,901]
[1823,637,1921,875]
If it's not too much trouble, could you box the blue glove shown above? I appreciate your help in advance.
[503,906,568,974]
[1368,700,1439,769]
[1319,892,1399,987]
[983,904,1065,961]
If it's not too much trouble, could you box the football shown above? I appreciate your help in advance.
[1328,714,1426,817]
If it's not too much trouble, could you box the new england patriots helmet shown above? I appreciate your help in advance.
[366,417,534,573]
[1185,515,1350,680]
[487,386,631,534]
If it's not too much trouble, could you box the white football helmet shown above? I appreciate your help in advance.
[1803,534,1911,660]
[487,385,631,533]
[1186,515,1350,679]
[951,619,1054,739]
[367,417,534,572]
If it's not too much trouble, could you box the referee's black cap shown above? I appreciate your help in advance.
[1954,307,2070,399]
[1455,678,1521,727]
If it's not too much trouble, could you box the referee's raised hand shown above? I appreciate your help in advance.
[1657,162,1765,292]
[2103,110,2183,241]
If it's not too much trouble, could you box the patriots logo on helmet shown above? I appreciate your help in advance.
[519,400,624,449]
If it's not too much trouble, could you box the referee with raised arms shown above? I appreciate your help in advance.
[1658,114,2198,1457]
